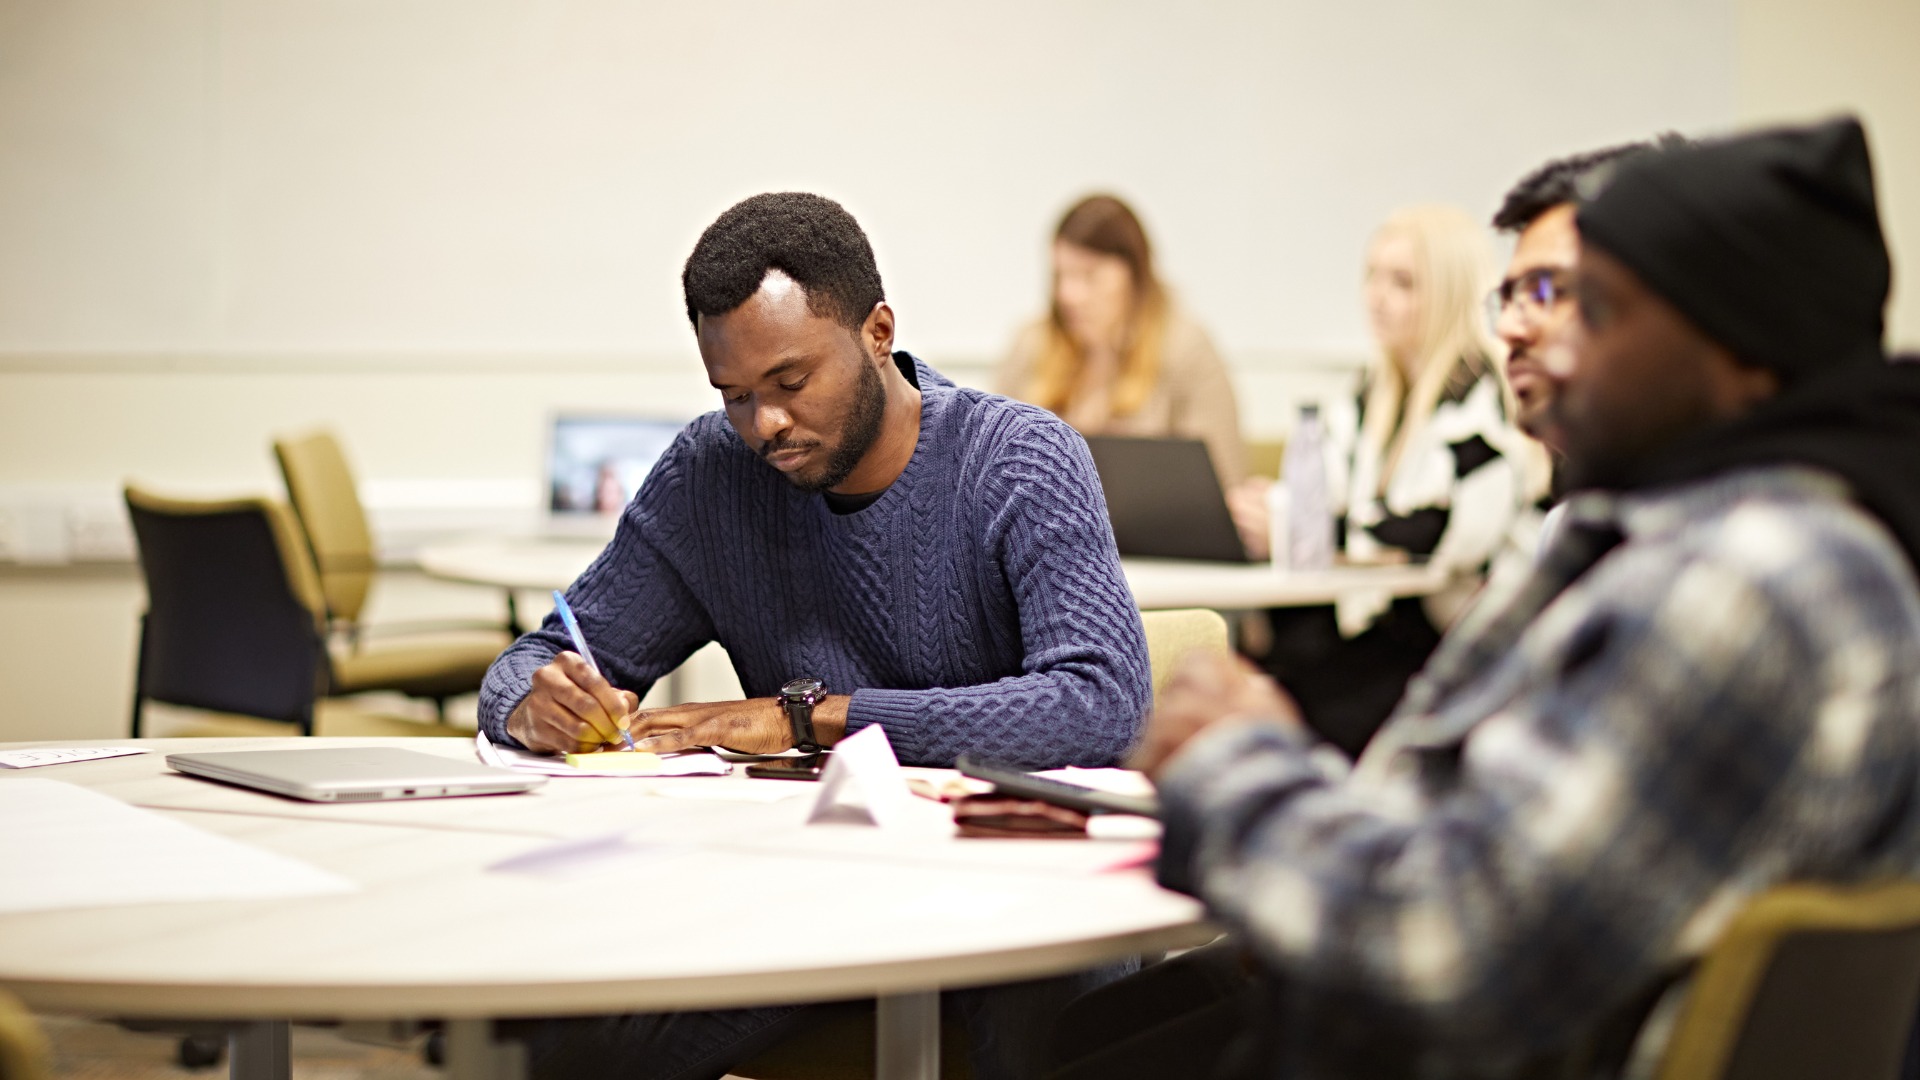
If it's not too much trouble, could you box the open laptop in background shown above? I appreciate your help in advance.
[544,413,686,537]
[1084,436,1251,563]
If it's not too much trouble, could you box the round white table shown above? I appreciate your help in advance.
[0,737,1208,1079]
[418,538,1451,611]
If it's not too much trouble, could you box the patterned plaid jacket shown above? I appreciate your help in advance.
[1157,466,1920,1079]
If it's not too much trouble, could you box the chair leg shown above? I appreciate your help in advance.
[177,1032,224,1070]
[296,676,316,737]
[130,615,149,738]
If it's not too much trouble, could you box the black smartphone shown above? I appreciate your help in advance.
[744,754,827,781]
[954,756,1161,818]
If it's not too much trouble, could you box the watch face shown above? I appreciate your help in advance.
[781,676,826,699]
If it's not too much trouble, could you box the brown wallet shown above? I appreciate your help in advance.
[951,793,1090,839]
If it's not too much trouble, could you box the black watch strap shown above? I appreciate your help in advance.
[780,676,826,753]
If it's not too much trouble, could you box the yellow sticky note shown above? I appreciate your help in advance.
[566,751,664,772]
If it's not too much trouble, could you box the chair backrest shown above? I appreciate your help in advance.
[273,429,377,624]
[125,486,331,729]
[1656,879,1920,1080]
[1139,608,1231,707]
[1244,438,1287,481]
[0,991,48,1080]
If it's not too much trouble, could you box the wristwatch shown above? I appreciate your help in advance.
[779,676,828,753]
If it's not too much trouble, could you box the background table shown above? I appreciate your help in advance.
[420,538,1451,612]
[1120,556,1448,610]
[0,737,1207,1080]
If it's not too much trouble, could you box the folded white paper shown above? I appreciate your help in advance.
[0,779,356,915]
[807,724,914,828]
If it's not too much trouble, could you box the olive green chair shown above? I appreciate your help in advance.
[273,429,510,715]
[1243,437,1286,481]
[124,486,472,738]
[1653,879,1920,1080]
[1139,608,1231,707]
[0,992,48,1080]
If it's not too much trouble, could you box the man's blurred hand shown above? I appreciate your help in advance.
[1130,650,1303,778]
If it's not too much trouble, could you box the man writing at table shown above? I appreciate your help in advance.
[1064,117,1920,1078]
[481,191,1149,1080]
[481,190,1148,766]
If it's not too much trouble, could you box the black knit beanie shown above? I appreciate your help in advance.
[1576,116,1890,379]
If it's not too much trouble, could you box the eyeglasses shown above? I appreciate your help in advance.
[1485,268,1572,332]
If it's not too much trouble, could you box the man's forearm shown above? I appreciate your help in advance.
[847,672,1144,768]
[479,637,560,744]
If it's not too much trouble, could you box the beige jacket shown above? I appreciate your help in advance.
[994,307,1248,488]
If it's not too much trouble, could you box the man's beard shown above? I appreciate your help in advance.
[780,356,889,494]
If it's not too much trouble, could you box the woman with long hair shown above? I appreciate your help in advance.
[1232,204,1539,755]
[997,194,1247,487]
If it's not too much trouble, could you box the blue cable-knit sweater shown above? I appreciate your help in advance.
[479,354,1150,768]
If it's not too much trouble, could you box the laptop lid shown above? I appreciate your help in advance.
[166,747,545,803]
[1084,436,1251,563]
[545,414,685,535]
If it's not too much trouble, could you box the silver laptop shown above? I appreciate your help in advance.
[166,747,545,803]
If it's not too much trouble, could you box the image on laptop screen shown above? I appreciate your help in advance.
[547,415,685,515]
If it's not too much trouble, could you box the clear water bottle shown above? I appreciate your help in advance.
[1283,403,1335,570]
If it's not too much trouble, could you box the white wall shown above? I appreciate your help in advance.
[0,0,1735,361]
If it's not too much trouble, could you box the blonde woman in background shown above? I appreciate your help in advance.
[1230,204,1539,756]
[997,194,1247,488]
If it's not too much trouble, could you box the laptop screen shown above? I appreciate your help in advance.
[547,414,685,514]
[1083,435,1250,563]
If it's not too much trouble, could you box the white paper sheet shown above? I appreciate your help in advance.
[0,746,148,769]
[0,779,357,915]
[1035,767,1157,798]
[473,732,732,777]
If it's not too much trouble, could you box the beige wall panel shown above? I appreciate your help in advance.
[0,567,142,740]
[1736,0,1920,349]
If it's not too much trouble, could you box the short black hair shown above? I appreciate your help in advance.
[1492,134,1688,232]
[682,192,885,332]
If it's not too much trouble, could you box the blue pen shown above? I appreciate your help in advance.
[552,590,638,751]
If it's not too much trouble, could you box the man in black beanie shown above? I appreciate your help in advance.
[1089,116,1920,1080]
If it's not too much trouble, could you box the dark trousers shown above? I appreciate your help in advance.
[505,960,1138,1080]
[1047,940,1256,1080]
[1259,597,1441,758]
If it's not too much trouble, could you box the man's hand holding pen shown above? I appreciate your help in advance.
[505,651,638,753]
[504,651,851,756]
